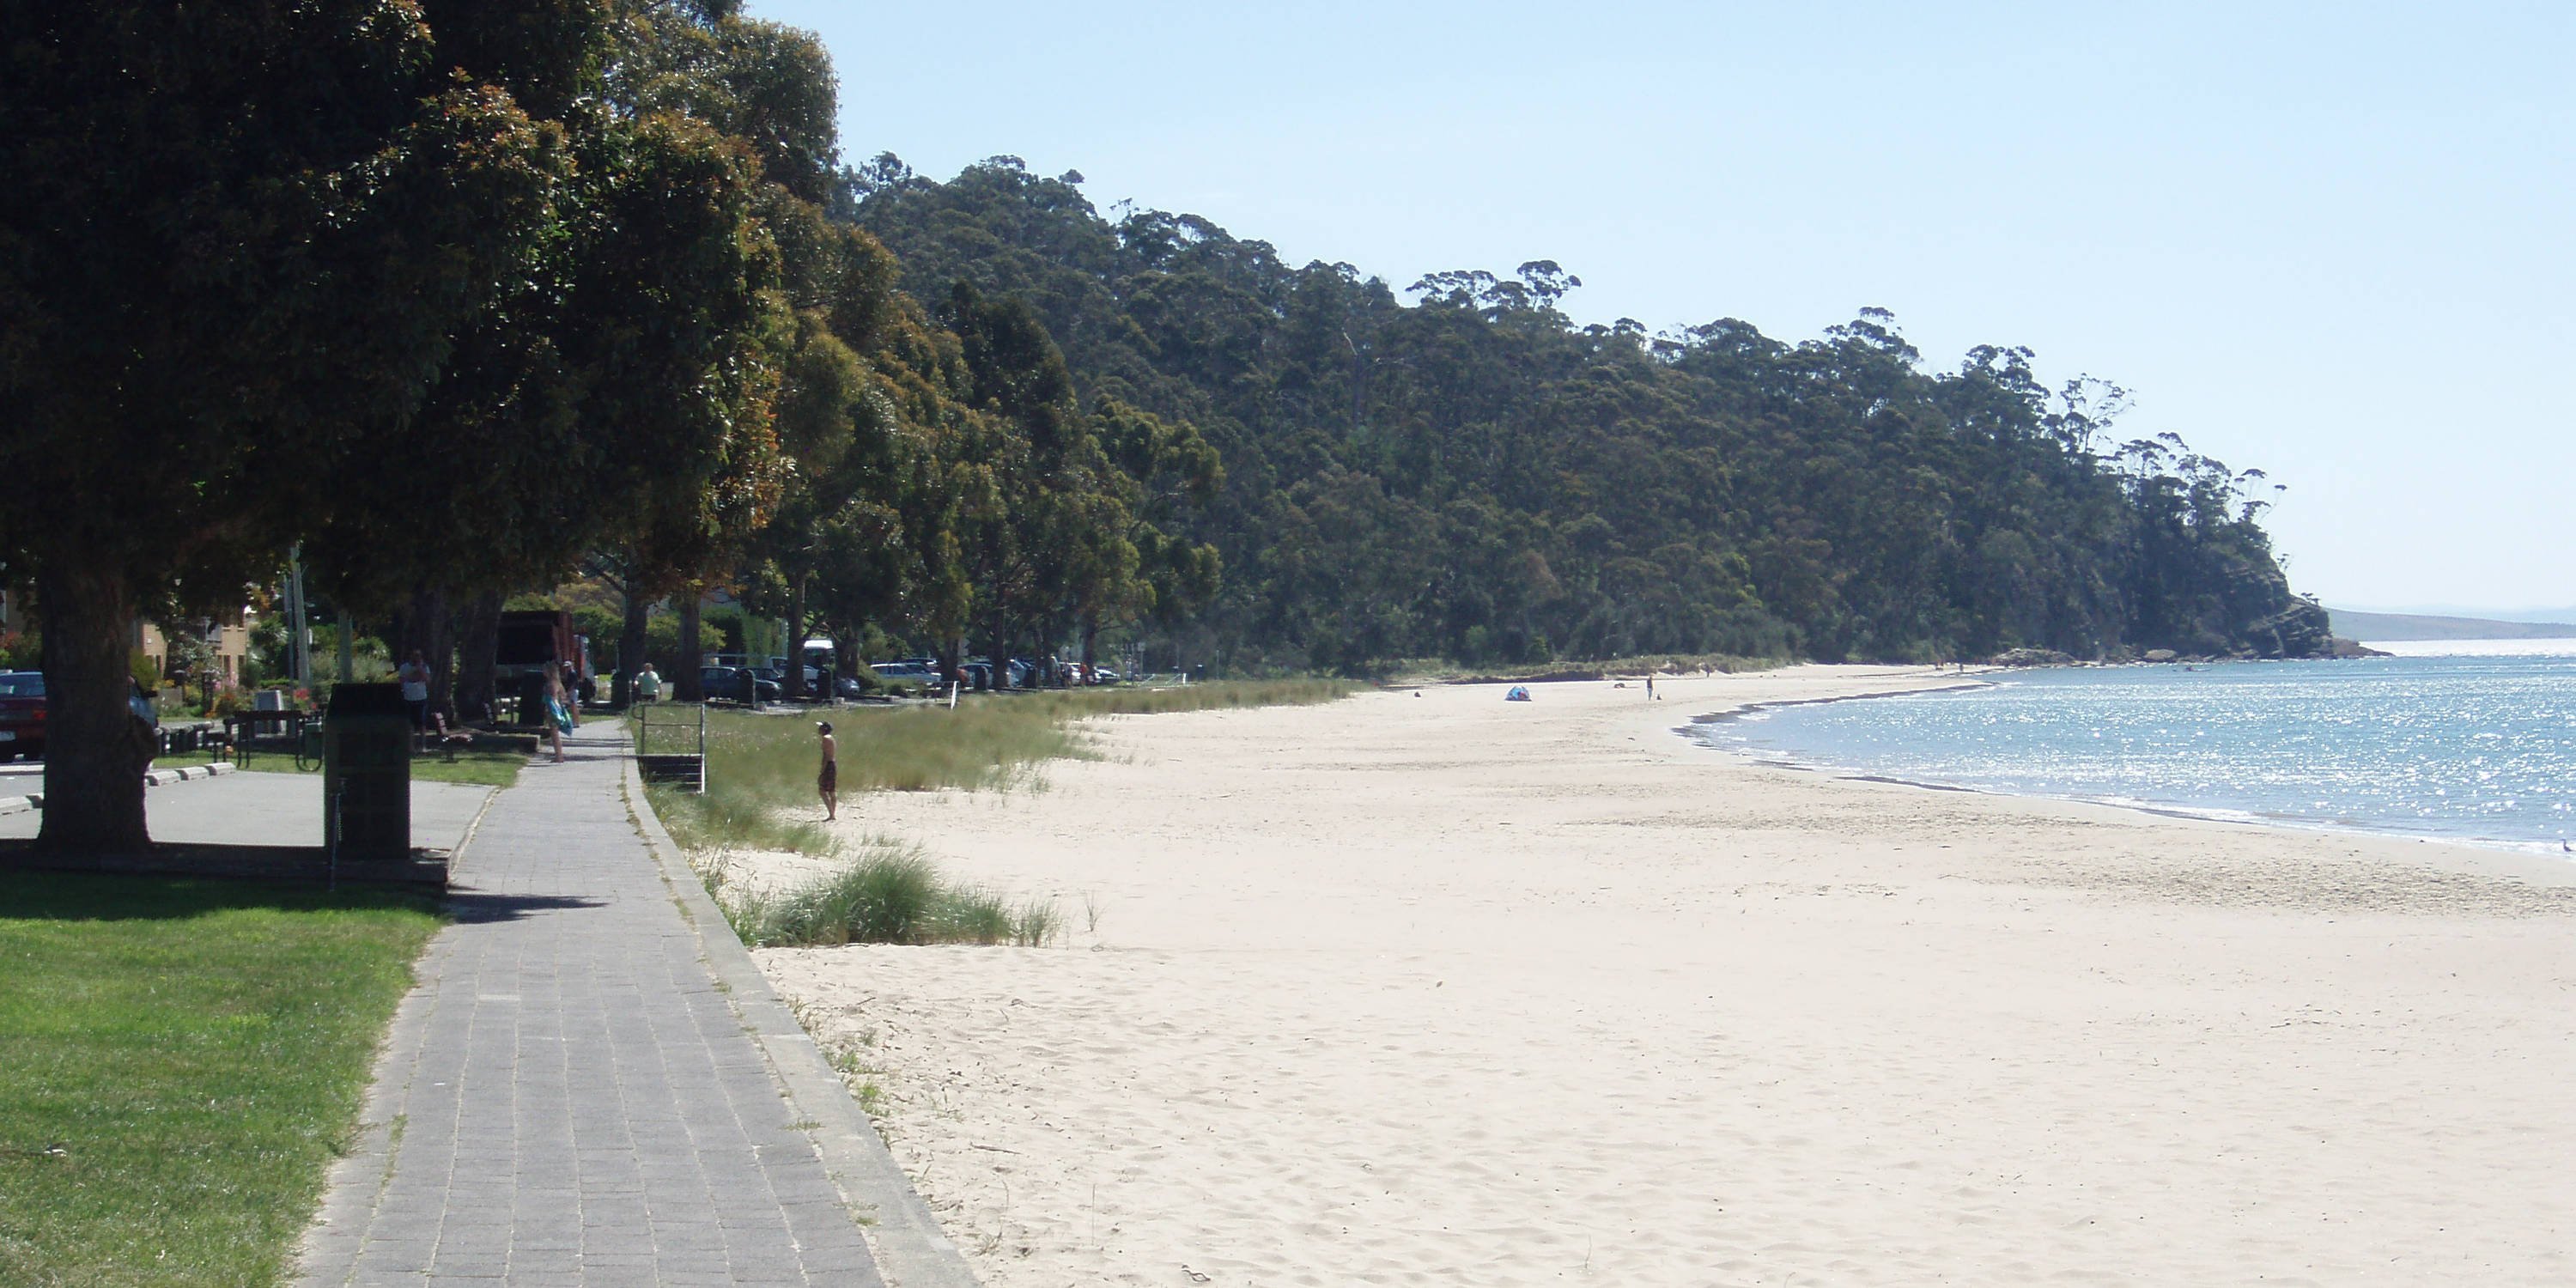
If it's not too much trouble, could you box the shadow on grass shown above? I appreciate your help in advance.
[0,868,440,923]
[0,869,602,926]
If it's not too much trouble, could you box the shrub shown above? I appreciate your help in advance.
[740,844,1059,948]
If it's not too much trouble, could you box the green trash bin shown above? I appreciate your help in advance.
[324,683,411,864]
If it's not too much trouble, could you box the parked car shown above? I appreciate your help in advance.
[0,672,156,760]
[698,665,782,705]
[0,671,43,760]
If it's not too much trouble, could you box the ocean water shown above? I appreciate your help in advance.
[1688,644,2576,854]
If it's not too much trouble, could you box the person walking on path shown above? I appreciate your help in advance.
[542,664,571,762]
[635,660,662,703]
[816,720,838,821]
[398,651,433,732]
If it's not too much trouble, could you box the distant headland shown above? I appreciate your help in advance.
[2326,609,2576,642]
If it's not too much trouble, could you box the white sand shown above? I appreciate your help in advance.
[746,665,2576,1286]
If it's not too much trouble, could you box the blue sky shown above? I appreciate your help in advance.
[751,1,2573,614]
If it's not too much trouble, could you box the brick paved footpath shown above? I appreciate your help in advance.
[295,721,968,1287]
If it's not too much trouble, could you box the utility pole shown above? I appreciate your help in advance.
[284,544,311,686]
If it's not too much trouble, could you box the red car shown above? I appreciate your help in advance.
[0,671,44,760]
[0,671,159,761]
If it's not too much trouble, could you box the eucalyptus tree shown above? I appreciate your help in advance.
[0,0,587,848]
[856,163,2330,671]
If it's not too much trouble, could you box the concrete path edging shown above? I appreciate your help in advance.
[618,751,981,1288]
[143,761,237,787]
[0,760,234,815]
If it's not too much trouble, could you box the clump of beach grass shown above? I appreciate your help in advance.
[740,842,1060,948]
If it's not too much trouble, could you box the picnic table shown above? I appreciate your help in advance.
[224,709,316,767]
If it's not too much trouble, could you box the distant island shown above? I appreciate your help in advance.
[2327,610,2576,641]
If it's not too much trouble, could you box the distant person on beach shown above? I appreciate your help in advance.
[398,651,432,731]
[816,720,838,821]
[1645,673,1655,701]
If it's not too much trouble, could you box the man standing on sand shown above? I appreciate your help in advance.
[816,721,838,821]
[1645,672,1655,701]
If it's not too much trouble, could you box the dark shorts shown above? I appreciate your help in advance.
[817,762,837,793]
[406,698,428,730]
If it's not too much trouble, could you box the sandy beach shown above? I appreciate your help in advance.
[739,665,2576,1286]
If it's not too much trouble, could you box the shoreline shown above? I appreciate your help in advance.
[1666,669,2576,871]
[741,664,2576,1285]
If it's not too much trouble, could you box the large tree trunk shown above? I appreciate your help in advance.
[454,590,502,725]
[674,587,703,702]
[616,567,648,708]
[35,557,153,852]
[393,585,450,716]
[782,578,809,701]
[428,590,458,718]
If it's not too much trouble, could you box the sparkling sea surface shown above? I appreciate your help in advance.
[1688,641,2576,855]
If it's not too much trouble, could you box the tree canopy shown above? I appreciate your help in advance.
[848,157,2328,671]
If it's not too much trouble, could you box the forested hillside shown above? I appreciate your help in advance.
[843,156,2330,669]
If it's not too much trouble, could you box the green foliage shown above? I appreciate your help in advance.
[732,843,1057,948]
[850,162,2328,665]
[0,872,440,1286]
[570,605,623,655]
[1,0,854,843]
[0,2,652,847]
[702,607,750,657]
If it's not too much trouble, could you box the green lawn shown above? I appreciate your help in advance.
[231,748,525,789]
[0,872,440,1286]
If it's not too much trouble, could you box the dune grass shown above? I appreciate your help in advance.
[724,840,1061,948]
[643,680,1356,944]
[650,677,1359,835]
[0,871,440,1287]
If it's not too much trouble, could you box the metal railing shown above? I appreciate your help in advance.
[633,702,708,793]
